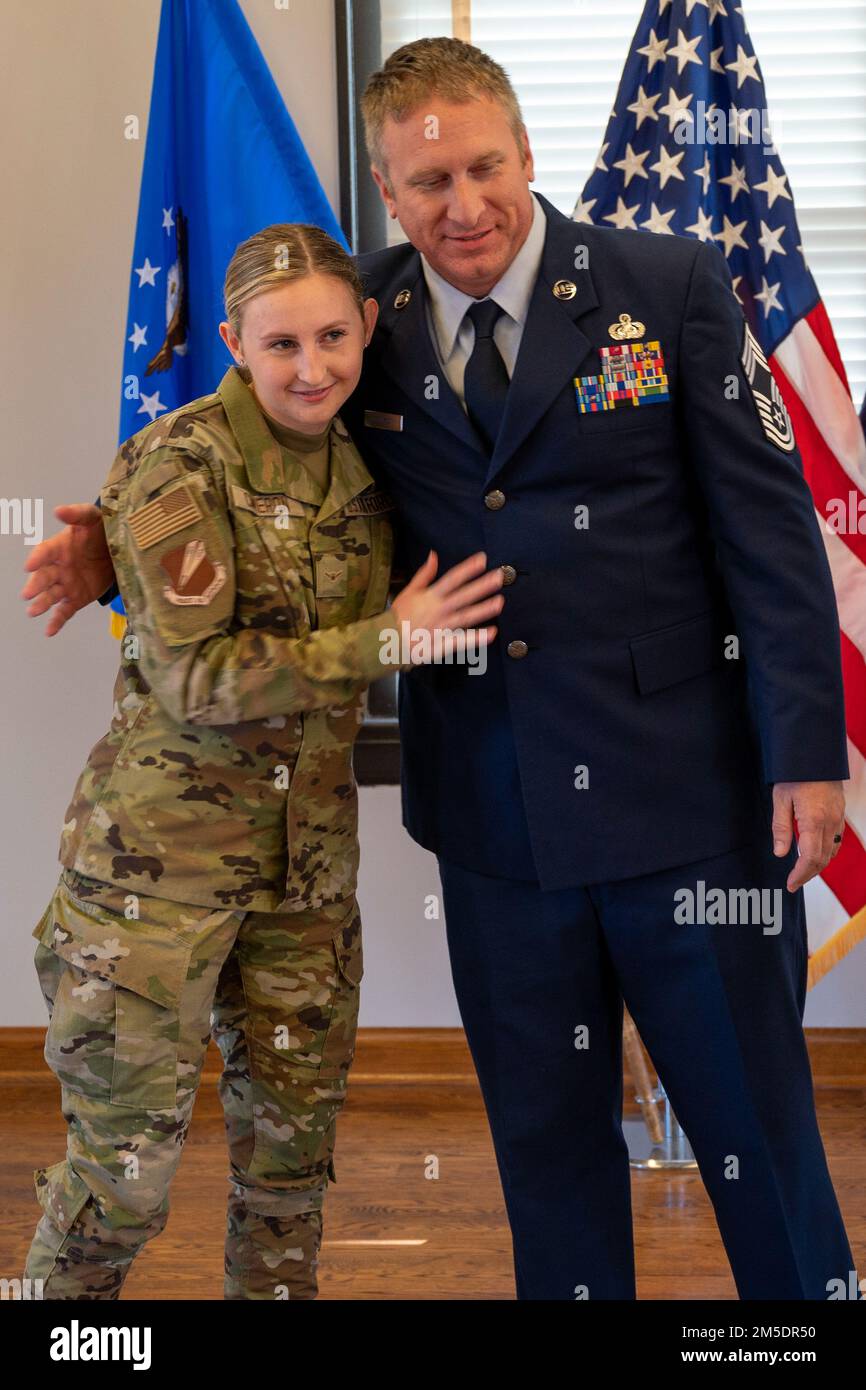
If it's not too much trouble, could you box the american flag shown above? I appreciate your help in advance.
[574,0,866,984]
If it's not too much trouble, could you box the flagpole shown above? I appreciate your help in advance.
[452,1,471,43]
[808,905,866,990]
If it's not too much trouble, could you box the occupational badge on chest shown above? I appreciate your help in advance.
[574,341,670,414]
[159,539,227,605]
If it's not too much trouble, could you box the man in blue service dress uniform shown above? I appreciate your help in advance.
[26,39,859,1300]
[343,40,857,1302]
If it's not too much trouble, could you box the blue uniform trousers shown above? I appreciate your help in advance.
[437,836,860,1300]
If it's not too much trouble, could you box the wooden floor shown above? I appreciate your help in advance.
[3,1028,864,1300]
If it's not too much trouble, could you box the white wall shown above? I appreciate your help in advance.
[1,1,861,1028]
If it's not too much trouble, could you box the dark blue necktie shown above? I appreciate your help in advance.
[463,298,509,454]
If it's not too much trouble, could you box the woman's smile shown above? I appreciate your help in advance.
[291,382,335,402]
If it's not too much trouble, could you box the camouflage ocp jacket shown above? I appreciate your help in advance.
[59,365,404,911]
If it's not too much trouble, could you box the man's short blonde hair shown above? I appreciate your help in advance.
[360,36,527,187]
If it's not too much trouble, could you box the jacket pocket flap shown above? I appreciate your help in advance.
[35,891,189,1009]
[629,611,725,696]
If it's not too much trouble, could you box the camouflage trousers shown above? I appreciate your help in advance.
[24,868,363,1300]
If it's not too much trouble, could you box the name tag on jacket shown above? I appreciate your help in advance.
[364,409,403,431]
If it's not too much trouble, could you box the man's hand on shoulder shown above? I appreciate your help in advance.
[21,503,114,635]
[772,780,846,892]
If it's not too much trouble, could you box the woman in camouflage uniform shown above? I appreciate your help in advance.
[24,223,504,1300]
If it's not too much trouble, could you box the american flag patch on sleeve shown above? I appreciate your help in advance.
[127,483,203,550]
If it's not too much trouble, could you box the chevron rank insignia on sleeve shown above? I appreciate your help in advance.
[740,323,796,453]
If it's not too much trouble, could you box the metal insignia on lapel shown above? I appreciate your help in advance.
[574,342,670,413]
[740,323,795,452]
[553,280,577,300]
[608,312,646,340]
[394,289,411,309]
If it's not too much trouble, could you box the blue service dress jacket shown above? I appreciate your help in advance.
[339,190,849,889]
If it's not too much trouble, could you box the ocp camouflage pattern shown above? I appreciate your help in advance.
[59,365,405,911]
[25,870,364,1299]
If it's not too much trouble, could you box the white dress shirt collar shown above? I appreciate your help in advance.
[419,190,546,361]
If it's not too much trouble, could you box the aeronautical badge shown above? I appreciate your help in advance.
[574,341,670,413]
[740,323,796,452]
[608,312,645,340]
[159,539,227,606]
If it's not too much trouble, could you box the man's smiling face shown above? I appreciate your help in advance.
[371,94,536,298]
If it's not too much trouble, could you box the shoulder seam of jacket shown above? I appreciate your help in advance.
[676,237,707,367]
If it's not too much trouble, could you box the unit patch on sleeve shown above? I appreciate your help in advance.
[159,539,227,605]
[740,323,796,453]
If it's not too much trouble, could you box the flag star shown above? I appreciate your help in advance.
[708,0,729,18]
[710,45,725,74]
[637,28,669,73]
[754,166,792,209]
[658,0,673,13]
[715,214,749,256]
[685,207,715,241]
[659,87,695,135]
[594,142,610,173]
[628,85,662,129]
[693,152,712,195]
[162,207,175,233]
[613,142,651,186]
[641,202,677,235]
[668,28,703,76]
[731,106,758,143]
[603,197,641,231]
[650,144,686,189]
[731,275,744,306]
[573,196,596,224]
[134,257,161,288]
[128,323,147,351]
[719,159,750,202]
[685,0,709,14]
[757,219,787,262]
[725,43,759,88]
[755,276,783,316]
[137,390,167,422]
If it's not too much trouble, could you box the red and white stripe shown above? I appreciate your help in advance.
[771,302,866,975]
